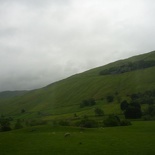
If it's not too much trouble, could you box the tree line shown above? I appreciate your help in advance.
[121,90,155,119]
[99,60,155,75]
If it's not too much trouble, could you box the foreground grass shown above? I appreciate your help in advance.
[0,121,155,155]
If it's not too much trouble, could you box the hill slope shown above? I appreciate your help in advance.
[0,51,155,118]
[0,91,28,99]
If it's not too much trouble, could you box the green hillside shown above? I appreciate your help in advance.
[0,51,155,119]
[0,90,28,99]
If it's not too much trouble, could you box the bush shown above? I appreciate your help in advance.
[80,98,96,108]
[59,120,70,126]
[120,100,129,111]
[106,95,114,103]
[103,115,131,127]
[103,115,120,127]
[120,119,131,126]
[144,105,155,116]
[124,106,142,119]
[142,115,152,121]
[76,117,98,128]
[0,115,12,132]
[143,105,155,120]
[94,107,104,116]
[21,109,26,113]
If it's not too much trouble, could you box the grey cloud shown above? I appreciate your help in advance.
[0,0,155,91]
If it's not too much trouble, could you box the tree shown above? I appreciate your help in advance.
[124,105,142,119]
[94,107,104,116]
[0,115,12,132]
[103,115,120,127]
[103,115,131,127]
[106,95,114,103]
[21,109,26,113]
[76,117,98,128]
[80,98,96,108]
[120,100,129,111]
[144,105,155,116]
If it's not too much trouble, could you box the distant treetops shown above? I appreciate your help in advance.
[99,60,155,75]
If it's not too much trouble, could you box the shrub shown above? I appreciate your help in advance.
[120,119,131,126]
[0,115,12,132]
[21,109,26,113]
[94,107,104,116]
[80,98,96,108]
[59,120,70,126]
[124,106,142,119]
[120,100,129,111]
[103,115,120,127]
[143,105,155,120]
[106,95,114,103]
[76,117,98,128]
[103,115,131,127]
[144,105,155,116]
[142,115,152,121]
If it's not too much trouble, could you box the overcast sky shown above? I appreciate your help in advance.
[0,0,155,91]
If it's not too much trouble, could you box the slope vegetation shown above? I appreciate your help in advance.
[0,51,155,118]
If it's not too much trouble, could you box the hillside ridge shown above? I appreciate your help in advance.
[0,50,155,118]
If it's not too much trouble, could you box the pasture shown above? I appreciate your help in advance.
[0,121,155,155]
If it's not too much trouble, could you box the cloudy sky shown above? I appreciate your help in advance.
[0,0,155,91]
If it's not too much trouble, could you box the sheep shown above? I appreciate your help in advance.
[64,132,70,137]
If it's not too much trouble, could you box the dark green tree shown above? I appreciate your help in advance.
[76,117,98,128]
[94,107,104,116]
[124,105,142,119]
[0,115,12,132]
[120,100,129,111]
[106,95,114,103]
[144,105,155,116]
[80,98,96,108]
[103,115,120,127]
[21,109,26,113]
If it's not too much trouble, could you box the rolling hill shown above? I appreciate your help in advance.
[0,90,28,99]
[0,50,155,119]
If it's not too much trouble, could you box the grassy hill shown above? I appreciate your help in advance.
[0,90,28,99]
[0,51,155,119]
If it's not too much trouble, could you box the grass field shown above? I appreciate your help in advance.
[0,121,155,155]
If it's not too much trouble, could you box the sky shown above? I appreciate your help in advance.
[0,0,155,91]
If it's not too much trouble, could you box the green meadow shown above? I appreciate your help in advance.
[0,121,155,155]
